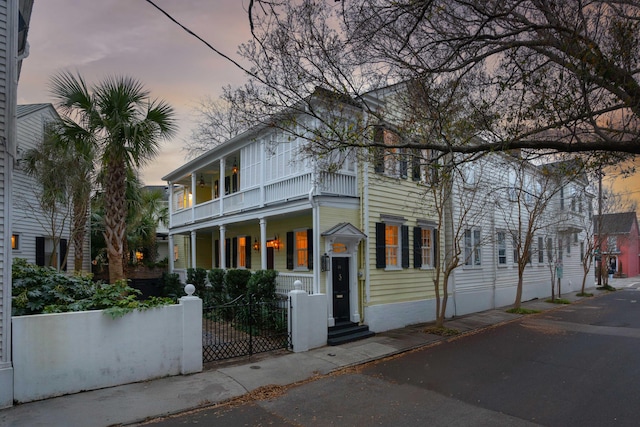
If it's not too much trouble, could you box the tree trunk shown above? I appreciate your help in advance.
[72,196,88,272]
[103,160,128,283]
[513,273,524,309]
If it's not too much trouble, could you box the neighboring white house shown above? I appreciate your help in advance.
[450,154,594,316]
[1,0,34,409]
[12,103,91,273]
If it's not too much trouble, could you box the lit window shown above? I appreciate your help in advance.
[11,234,19,250]
[295,230,308,269]
[385,224,400,267]
[238,236,247,268]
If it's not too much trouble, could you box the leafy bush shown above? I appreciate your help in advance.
[12,259,174,317]
[161,273,184,301]
[186,267,208,295]
[207,268,225,294]
[247,270,278,301]
[225,269,252,300]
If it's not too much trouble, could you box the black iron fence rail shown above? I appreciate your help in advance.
[203,294,290,362]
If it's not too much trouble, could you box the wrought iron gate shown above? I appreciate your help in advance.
[202,294,291,362]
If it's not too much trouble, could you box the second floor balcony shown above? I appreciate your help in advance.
[168,166,357,229]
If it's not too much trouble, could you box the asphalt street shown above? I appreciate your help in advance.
[133,287,640,427]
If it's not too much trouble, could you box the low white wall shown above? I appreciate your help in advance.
[289,290,327,352]
[12,296,202,403]
[364,298,455,333]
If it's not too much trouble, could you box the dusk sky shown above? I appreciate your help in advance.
[18,0,253,185]
[16,1,640,208]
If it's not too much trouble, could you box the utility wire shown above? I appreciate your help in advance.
[145,0,259,83]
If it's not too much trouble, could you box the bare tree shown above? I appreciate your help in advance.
[233,1,640,160]
[183,96,248,159]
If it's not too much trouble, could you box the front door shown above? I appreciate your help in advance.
[267,247,274,270]
[332,257,350,323]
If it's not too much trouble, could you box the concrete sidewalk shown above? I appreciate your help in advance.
[1,278,637,427]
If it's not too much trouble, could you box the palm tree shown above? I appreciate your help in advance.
[50,72,177,282]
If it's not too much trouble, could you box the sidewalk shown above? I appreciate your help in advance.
[1,278,638,427]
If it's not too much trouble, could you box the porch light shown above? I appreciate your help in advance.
[232,159,238,175]
[253,238,260,251]
[199,174,205,188]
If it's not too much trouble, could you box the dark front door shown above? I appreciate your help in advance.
[332,257,350,323]
[267,247,275,270]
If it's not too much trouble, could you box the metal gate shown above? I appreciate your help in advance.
[202,294,291,362]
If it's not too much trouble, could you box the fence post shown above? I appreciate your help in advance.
[180,284,203,374]
[289,280,328,352]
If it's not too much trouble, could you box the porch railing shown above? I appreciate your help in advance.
[171,171,357,228]
[276,272,314,295]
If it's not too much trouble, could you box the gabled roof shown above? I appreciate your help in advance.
[321,222,367,239]
[17,103,55,119]
[594,212,639,235]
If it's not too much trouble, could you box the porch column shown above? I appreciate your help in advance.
[190,173,196,222]
[168,234,175,273]
[167,181,173,228]
[260,218,267,269]
[219,225,227,270]
[219,158,226,216]
[211,231,217,268]
[260,139,266,207]
[190,230,196,269]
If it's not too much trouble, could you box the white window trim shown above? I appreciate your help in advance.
[420,227,435,270]
[464,227,482,268]
[293,228,310,271]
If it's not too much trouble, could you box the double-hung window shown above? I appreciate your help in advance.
[414,223,437,269]
[464,228,482,266]
[497,231,507,265]
[376,218,409,269]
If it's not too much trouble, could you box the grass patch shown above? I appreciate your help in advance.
[596,285,617,292]
[424,326,460,336]
[506,307,541,315]
[576,292,594,297]
[545,298,571,304]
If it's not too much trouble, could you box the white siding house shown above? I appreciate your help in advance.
[12,103,90,272]
[1,0,33,409]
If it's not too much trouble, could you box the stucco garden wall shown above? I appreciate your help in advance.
[12,295,201,403]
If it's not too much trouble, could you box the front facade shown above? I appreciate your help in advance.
[594,212,640,278]
[164,97,594,338]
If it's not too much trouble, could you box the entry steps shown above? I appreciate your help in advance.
[328,321,375,346]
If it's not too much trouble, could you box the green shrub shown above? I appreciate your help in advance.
[225,269,252,300]
[12,259,174,317]
[207,268,225,294]
[186,267,208,295]
[247,270,278,301]
[161,273,183,301]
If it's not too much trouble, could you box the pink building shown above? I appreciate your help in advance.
[594,212,640,278]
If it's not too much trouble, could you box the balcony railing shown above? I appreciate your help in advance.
[171,171,356,228]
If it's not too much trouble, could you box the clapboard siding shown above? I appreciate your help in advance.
[12,105,76,269]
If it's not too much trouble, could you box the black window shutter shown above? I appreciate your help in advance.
[286,231,294,270]
[232,173,238,193]
[375,222,386,268]
[35,237,45,266]
[412,151,421,181]
[215,239,220,268]
[60,239,68,271]
[232,237,238,268]
[413,227,422,269]
[307,228,313,269]
[434,229,439,266]
[245,235,251,269]
[400,154,408,179]
[401,225,410,268]
[224,176,230,195]
[225,238,231,268]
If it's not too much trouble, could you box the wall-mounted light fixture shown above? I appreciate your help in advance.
[199,174,205,188]
[266,234,281,251]
[321,253,330,272]
[253,238,260,251]
[232,159,238,175]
